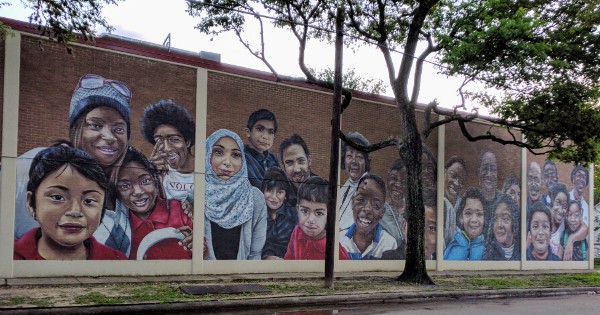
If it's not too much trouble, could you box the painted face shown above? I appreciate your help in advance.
[80,106,127,166]
[386,168,407,211]
[551,191,568,226]
[345,148,367,181]
[478,152,498,200]
[297,199,327,239]
[542,164,558,189]
[246,119,276,153]
[28,164,104,253]
[352,179,385,236]
[567,203,582,233]
[282,144,311,186]
[421,153,436,188]
[493,202,514,248]
[210,136,243,180]
[153,124,191,171]
[505,184,521,207]
[527,163,542,203]
[529,211,551,257]
[116,161,158,220]
[572,169,588,196]
[263,187,286,211]
[424,206,437,260]
[460,197,484,240]
[445,162,466,204]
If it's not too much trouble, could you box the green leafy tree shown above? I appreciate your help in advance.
[311,66,387,94]
[188,0,600,284]
[1,0,120,52]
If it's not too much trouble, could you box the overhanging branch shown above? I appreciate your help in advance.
[340,133,401,153]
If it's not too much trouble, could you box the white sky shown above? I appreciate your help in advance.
[2,0,483,109]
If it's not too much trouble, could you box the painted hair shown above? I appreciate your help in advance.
[297,176,328,205]
[567,200,583,214]
[280,134,310,161]
[502,174,520,193]
[484,193,521,258]
[570,164,589,184]
[388,158,406,174]
[548,182,569,201]
[247,108,278,133]
[27,144,109,219]
[422,144,437,183]
[527,201,552,232]
[423,186,437,210]
[141,99,195,148]
[445,156,466,175]
[341,131,370,172]
[357,173,386,202]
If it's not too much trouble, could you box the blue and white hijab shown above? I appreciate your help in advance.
[205,129,254,229]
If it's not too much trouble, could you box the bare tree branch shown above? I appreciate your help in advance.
[340,132,400,153]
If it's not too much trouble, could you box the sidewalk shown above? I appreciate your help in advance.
[1,270,599,314]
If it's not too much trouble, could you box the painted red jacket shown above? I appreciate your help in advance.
[14,228,127,260]
[129,197,192,260]
[284,225,350,260]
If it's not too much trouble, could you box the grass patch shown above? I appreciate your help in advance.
[434,273,600,290]
[3,273,600,308]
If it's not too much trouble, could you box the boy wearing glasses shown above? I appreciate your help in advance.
[141,100,195,215]
[340,174,396,260]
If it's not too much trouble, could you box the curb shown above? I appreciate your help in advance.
[2,286,600,314]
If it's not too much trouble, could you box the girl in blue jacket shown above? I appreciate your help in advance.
[444,187,486,260]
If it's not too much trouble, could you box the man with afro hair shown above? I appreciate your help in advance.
[141,99,195,211]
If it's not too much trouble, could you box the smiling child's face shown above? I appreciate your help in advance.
[352,179,385,236]
[80,106,127,167]
[210,136,243,180]
[460,197,484,240]
[529,211,551,256]
[297,199,327,239]
[116,161,158,220]
[28,164,104,251]
[567,203,582,233]
[264,186,286,211]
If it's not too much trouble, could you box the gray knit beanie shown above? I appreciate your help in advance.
[69,74,131,139]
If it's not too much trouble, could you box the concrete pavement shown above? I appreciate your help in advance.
[1,270,599,314]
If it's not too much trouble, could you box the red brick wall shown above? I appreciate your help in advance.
[17,35,197,156]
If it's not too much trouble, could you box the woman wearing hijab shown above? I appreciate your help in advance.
[204,129,267,260]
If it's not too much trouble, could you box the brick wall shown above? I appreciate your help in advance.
[17,35,197,157]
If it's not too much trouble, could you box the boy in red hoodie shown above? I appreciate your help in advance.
[284,176,349,260]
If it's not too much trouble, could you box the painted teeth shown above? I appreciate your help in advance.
[133,199,147,206]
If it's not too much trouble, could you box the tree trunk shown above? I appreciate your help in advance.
[396,99,434,285]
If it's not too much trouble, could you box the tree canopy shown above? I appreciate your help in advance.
[1,0,120,52]
[188,0,600,284]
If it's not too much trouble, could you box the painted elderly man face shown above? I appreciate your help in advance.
[542,162,558,191]
[527,162,542,203]
[478,151,498,201]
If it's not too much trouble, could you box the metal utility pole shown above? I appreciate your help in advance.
[324,6,344,289]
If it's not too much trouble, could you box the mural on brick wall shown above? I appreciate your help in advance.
[14,74,195,260]
[525,161,590,261]
[442,120,523,262]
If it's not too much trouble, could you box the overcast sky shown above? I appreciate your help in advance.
[2,0,483,109]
